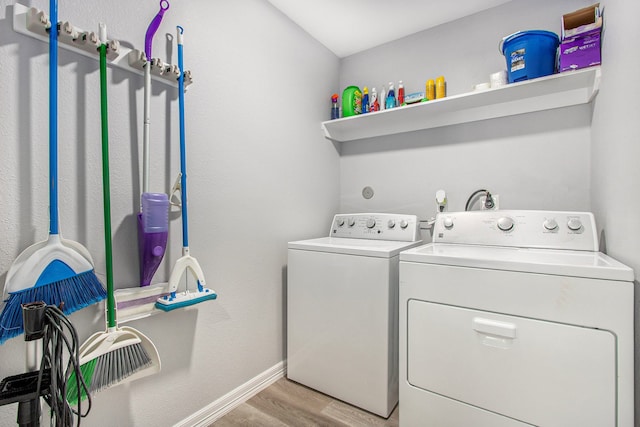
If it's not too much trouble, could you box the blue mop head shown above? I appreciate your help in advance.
[155,282,217,312]
[0,270,106,344]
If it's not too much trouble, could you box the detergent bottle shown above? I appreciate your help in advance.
[380,85,386,110]
[398,80,405,105]
[436,76,446,99]
[362,87,370,114]
[385,82,396,109]
[342,86,362,117]
[426,79,435,100]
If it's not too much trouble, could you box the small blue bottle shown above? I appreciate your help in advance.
[331,93,339,120]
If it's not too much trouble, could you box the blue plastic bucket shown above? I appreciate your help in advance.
[501,30,560,83]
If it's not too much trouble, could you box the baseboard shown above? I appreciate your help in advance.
[174,361,286,427]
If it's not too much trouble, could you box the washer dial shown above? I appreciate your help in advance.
[497,217,515,231]
[567,218,583,231]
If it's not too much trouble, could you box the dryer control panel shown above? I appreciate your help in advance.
[330,213,420,242]
[433,210,598,251]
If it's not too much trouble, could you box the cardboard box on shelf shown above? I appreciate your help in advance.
[560,3,602,72]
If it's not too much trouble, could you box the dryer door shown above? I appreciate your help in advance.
[407,300,616,427]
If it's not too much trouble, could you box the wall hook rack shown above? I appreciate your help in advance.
[13,3,193,90]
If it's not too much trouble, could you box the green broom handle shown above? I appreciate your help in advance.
[99,40,116,329]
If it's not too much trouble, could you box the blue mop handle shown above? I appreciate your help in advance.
[177,26,188,248]
[49,0,59,235]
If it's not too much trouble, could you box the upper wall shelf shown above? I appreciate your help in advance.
[321,67,601,142]
[12,3,192,89]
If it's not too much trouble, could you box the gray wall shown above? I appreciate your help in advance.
[0,0,339,425]
[338,0,595,220]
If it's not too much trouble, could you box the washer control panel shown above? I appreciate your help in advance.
[330,213,420,242]
[432,210,598,251]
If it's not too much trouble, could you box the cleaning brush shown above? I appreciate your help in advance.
[0,0,106,345]
[67,24,160,404]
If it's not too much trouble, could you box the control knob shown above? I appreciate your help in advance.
[366,218,376,229]
[336,217,345,227]
[443,217,454,229]
[388,220,396,229]
[497,217,515,231]
[543,218,558,231]
[567,218,582,231]
[348,217,356,227]
[399,219,408,229]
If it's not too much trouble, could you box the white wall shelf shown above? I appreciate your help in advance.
[322,67,601,142]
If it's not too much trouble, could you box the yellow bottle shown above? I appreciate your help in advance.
[426,79,435,101]
[435,76,446,99]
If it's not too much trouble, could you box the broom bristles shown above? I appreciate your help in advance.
[0,270,106,344]
[66,342,152,405]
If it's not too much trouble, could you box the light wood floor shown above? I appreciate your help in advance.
[212,377,399,427]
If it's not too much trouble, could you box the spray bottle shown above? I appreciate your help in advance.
[398,80,405,105]
[370,87,379,112]
[385,81,396,109]
[331,93,339,119]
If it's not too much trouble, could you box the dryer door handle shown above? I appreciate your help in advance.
[472,317,517,339]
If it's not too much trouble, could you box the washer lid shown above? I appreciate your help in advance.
[289,237,423,258]
[400,243,634,281]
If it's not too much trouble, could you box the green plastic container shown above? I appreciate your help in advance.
[342,86,362,117]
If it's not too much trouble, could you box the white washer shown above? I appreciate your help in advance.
[287,213,422,417]
[399,210,634,427]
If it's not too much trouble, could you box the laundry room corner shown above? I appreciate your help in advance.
[334,0,640,421]
[0,0,340,425]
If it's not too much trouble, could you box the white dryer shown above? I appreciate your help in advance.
[399,210,634,427]
[288,213,422,418]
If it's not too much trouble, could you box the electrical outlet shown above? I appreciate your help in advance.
[480,194,499,210]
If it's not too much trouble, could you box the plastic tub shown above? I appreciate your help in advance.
[501,30,560,83]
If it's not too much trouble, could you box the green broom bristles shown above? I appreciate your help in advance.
[67,342,152,405]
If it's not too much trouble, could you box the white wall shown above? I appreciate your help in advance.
[590,0,640,418]
[338,0,594,222]
[0,0,339,425]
